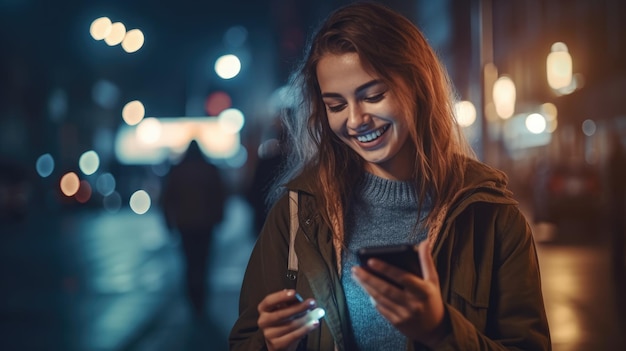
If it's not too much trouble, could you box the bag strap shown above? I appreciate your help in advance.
[287,190,299,280]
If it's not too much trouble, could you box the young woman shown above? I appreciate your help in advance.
[229,2,551,350]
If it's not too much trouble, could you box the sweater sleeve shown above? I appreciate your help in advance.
[228,194,295,350]
[429,205,551,350]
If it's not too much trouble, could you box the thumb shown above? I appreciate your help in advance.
[417,241,438,284]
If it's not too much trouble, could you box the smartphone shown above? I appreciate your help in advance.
[288,292,326,324]
[357,244,422,287]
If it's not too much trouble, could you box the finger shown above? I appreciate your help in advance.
[352,265,397,292]
[263,308,321,338]
[265,314,321,350]
[259,299,317,329]
[352,266,404,307]
[258,289,301,313]
[417,241,438,285]
[365,258,418,288]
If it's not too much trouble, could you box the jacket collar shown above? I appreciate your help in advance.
[285,157,515,204]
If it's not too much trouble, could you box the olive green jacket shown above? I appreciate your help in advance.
[229,159,551,350]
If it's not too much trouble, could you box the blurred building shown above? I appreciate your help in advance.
[0,0,624,211]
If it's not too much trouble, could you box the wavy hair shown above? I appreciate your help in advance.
[269,1,474,255]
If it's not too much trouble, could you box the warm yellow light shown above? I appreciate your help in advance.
[547,42,573,90]
[526,113,547,134]
[104,22,126,46]
[122,100,145,125]
[60,172,80,197]
[215,54,241,79]
[136,117,162,144]
[90,17,112,40]
[122,29,145,53]
[493,76,516,119]
[454,100,477,127]
[541,103,558,133]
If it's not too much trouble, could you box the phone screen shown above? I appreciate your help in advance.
[357,244,422,287]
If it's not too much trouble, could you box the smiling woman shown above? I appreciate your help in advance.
[230,2,550,350]
[317,52,413,180]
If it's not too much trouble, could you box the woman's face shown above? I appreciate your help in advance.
[316,52,415,180]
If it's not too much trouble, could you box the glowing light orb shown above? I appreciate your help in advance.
[36,153,55,178]
[79,150,100,175]
[90,17,112,40]
[60,172,80,196]
[215,54,241,79]
[130,190,151,214]
[122,100,145,126]
[122,29,144,53]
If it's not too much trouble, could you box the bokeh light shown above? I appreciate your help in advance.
[454,100,477,127]
[92,79,120,110]
[122,100,145,125]
[136,117,162,144]
[36,153,55,178]
[205,91,232,116]
[224,25,248,48]
[96,172,116,196]
[79,150,100,175]
[129,190,151,214]
[104,22,126,46]
[48,88,68,122]
[526,113,547,134]
[60,172,80,197]
[122,29,144,53]
[215,54,241,79]
[225,145,248,168]
[493,76,516,119]
[103,191,122,213]
[218,108,245,133]
[547,42,573,90]
[75,180,92,203]
[582,119,597,136]
[541,103,558,133]
[90,17,112,40]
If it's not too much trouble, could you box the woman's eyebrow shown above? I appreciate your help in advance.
[321,79,382,99]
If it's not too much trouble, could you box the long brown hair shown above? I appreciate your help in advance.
[270,1,474,255]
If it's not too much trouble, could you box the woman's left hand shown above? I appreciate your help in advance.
[351,241,449,347]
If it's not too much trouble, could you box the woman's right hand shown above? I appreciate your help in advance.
[257,289,321,351]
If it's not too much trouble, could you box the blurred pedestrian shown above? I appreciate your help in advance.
[245,120,286,237]
[161,140,227,317]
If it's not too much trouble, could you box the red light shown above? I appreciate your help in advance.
[75,180,92,203]
[205,91,232,116]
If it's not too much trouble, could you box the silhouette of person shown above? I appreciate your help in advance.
[607,131,626,279]
[245,121,286,236]
[160,140,227,316]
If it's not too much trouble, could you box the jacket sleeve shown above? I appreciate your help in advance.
[228,194,295,350]
[430,205,551,350]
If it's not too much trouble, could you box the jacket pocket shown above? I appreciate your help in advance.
[450,272,489,332]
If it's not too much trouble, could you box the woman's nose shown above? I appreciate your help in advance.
[347,104,371,131]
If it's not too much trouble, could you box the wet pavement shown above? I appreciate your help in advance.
[0,195,624,350]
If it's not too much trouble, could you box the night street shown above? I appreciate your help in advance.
[1,195,624,351]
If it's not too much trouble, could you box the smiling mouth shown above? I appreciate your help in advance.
[355,125,390,143]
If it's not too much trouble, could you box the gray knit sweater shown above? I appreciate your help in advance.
[341,172,430,350]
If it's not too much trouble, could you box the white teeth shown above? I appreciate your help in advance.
[357,126,387,143]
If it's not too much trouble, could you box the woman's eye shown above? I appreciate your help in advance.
[327,104,345,113]
[365,93,385,103]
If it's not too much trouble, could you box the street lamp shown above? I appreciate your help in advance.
[454,100,477,127]
[547,42,573,91]
[493,76,516,119]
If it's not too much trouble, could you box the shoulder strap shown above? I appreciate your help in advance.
[287,190,299,280]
